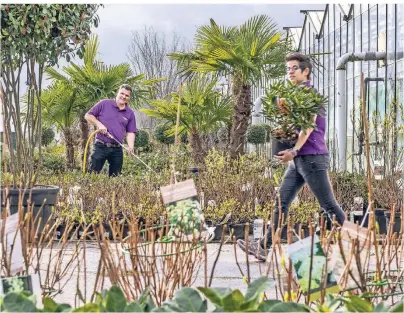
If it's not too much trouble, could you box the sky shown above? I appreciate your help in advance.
[91,3,326,66]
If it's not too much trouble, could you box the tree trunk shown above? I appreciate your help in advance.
[229,75,252,159]
[189,130,205,165]
[64,128,75,170]
[80,111,90,167]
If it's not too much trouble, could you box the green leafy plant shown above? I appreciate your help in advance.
[247,124,267,145]
[41,127,55,147]
[135,130,150,149]
[262,80,327,141]
[154,124,175,145]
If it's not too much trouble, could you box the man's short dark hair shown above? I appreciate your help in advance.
[285,52,312,80]
[119,84,133,93]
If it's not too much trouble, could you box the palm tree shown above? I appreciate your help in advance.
[45,34,159,164]
[169,15,290,158]
[41,81,79,169]
[141,74,232,164]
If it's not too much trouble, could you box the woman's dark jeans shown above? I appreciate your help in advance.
[260,154,345,247]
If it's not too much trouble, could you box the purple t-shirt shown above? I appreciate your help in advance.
[295,83,328,156]
[87,99,136,144]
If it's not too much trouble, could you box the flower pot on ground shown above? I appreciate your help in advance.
[361,209,388,234]
[385,211,402,235]
[213,224,225,242]
[228,224,246,239]
[280,223,310,240]
[1,185,60,235]
[77,224,96,240]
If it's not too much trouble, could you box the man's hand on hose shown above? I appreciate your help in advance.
[96,122,108,134]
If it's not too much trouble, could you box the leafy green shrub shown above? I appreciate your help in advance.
[41,127,55,146]
[154,124,175,145]
[247,124,267,145]
[262,80,327,141]
[1,277,401,313]
[135,129,150,148]
[42,154,66,174]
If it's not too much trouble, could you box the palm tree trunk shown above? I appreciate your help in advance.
[64,128,75,170]
[189,130,205,165]
[229,75,252,159]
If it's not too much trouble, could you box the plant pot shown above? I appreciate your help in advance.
[271,137,295,156]
[101,222,113,240]
[385,212,402,235]
[1,185,60,235]
[350,211,364,225]
[77,224,95,240]
[361,209,388,234]
[213,224,225,241]
[55,223,75,240]
[228,224,246,239]
[188,167,199,175]
[280,223,310,240]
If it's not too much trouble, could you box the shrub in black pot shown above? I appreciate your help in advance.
[228,224,246,239]
[385,211,402,235]
[1,185,60,234]
[361,209,388,234]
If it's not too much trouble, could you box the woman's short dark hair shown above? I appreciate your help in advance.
[285,52,312,80]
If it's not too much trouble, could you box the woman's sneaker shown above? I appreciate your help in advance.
[236,239,270,262]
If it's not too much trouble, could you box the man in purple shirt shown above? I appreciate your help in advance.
[237,53,345,261]
[85,85,137,176]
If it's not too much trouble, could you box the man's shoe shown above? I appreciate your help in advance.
[237,239,269,262]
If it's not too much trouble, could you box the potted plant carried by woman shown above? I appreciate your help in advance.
[261,80,328,155]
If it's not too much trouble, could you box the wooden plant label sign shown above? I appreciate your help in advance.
[0,213,24,275]
[160,179,198,205]
[160,179,204,237]
[287,235,340,301]
[328,221,372,289]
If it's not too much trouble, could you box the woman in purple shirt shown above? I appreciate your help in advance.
[237,53,345,261]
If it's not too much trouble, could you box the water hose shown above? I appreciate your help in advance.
[83,129,102,174]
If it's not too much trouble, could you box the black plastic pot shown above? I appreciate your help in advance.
[77,224,95,240]
[55,223,75,240]
[385,211,402,235]
[280,223,310,240]
[228,224,246,239]
[361,209,388,234]
[213,225,225,241]
[271,138,295,156]
[1,185,60,234]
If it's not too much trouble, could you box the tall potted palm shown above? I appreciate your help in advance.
[169,15,290,158]
[1,4,101,231]
[141,74,232,164]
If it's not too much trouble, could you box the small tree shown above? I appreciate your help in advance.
[1,4,101,187]
[134,129,149,151]
[247,124,267,145]
[154,124,175,146]
[41,127,55,147]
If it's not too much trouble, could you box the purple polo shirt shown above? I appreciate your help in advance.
[87,99,136,144]
[295,82,328,156]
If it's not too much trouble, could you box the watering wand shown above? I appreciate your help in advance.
[82,129,156,174]
[105,132,156,174]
